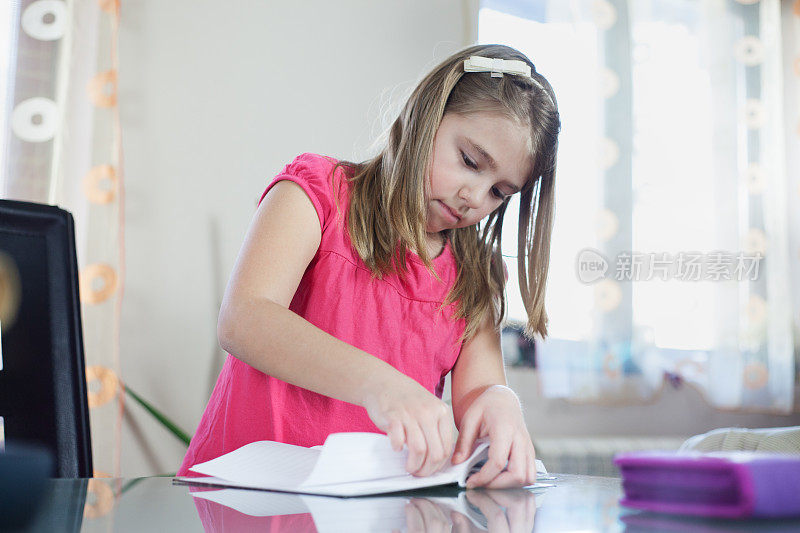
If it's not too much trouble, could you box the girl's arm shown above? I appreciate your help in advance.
[450,315,508,428]
[217,180,454,477]
[450,315,537,488]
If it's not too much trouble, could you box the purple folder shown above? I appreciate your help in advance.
[614,451,800,518]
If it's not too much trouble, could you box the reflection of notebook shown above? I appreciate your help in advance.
[176,432,552,497]
[189,484,549,532]
[615,451,800,518]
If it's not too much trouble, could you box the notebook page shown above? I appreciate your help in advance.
[189,441,321,489]
[305,466,469,496]
[301,433,410,487]
[300,442,491,497]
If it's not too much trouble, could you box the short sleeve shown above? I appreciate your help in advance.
[258,153,342,233]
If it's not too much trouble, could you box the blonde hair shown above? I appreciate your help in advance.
[332,44,560,343]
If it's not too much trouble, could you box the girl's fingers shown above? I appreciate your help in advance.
[387,418,406,452]
[404,421,427,474]
[484,439,528,489]
[482,470,524,489]
[437,415,456,472]
[466,432,512,488]
[526,447,537,485]
[452,410,480,464]
[387,398,455,477]
[415,414,447,476]
[524,440,537,485]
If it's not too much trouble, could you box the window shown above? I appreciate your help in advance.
[481,6,719,350]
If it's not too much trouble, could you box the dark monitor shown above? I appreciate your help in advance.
[0,199,92,477]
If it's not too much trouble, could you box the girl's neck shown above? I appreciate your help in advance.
[425,231,446,259]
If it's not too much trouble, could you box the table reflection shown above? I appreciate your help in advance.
[405,490,537,533]
[15,475,800,532]
[187,483,539,532]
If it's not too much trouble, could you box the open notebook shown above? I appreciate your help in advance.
[175,432,553,497]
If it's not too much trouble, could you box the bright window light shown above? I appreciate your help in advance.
[480,6,716,350]
[480,8,600,341]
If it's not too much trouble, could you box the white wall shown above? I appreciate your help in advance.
[118,0,477,476]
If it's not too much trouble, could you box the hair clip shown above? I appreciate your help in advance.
[463,56,532,79]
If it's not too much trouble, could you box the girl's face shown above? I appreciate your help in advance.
[425,111,532,234]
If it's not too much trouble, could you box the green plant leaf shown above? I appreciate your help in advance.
[124,384,192,447]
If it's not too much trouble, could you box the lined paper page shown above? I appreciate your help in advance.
[302,433,409,487]
[300,439,492,497]
[303,466,470,497]
[189,441,321,489]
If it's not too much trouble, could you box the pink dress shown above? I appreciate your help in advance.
[178,153,466,476]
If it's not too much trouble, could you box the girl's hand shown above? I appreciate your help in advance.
[451,385,536,489]
[363,377,456,478]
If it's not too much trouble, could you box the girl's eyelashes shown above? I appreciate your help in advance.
[491,187,507,200]
[461,151,478,170]
[461,150,508,200]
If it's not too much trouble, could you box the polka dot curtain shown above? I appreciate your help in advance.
[482,0,800,413]
[3,0,124,513]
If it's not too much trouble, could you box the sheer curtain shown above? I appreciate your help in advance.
[484,0,799,413]
[1,0,123,511]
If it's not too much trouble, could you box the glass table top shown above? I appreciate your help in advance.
[14,474,800,532]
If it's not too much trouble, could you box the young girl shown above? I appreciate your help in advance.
[178,43,560,489]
